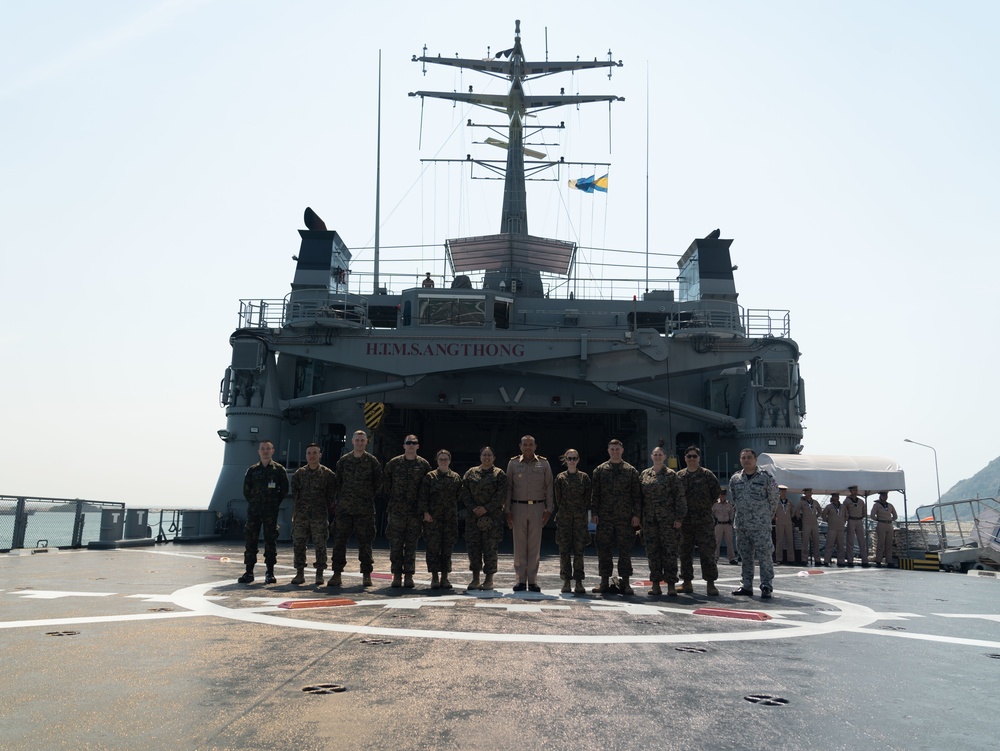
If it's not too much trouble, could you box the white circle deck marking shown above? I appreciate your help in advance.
[168,579,883,644]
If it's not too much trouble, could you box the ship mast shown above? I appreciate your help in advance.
[410,19,623,241]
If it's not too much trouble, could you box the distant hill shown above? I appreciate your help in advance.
[913,456,1000,519]
[941,456,1000,503]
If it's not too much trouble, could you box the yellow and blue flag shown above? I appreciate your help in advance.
[568,174,608,193]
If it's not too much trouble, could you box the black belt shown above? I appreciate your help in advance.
[849,516,864,520]
[512,500,544,505]
[715,521,731,525]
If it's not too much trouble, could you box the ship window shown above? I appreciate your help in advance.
[417,296,485,326]
[493,298,511,329]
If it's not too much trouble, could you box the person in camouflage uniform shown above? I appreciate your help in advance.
[383,435,431,588]
[239,439,289,585]
[460,447,507,591]
[330,430,382,587]
[676,445,722,596]
[419,449,463,589]
[553,448,592,594]
[289,443,337,586]
[729,447,780,598]
[590,439,642,595]
[640,447,686,597]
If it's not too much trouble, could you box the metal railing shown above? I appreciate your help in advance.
[1,496,125,550]
[0,496,221,552]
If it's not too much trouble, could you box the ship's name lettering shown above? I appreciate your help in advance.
[366,342,525,358]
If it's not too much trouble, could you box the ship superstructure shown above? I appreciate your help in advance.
[209,21,806,518]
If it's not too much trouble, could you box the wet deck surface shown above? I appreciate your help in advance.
[3,542,999,750]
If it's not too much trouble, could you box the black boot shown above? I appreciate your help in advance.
[237,568,254,584]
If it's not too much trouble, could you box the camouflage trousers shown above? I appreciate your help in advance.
[736,527,774,590]
[596,519,636,579]
[243,505,280,568]
[292,512,329,570]
[643,518,679,584]
[556,509,589,580]
[465,516,503,575]
[423,513,458,573]
[331,508,375,574]
[679,519,718,583]
[387,510,421,575]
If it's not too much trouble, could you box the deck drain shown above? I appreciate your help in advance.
[148,607,174,612]
[987,654,1000,660]
[635,619,664,625]
[880,626,906,631]
[675,646,708,653]
[14,586,35,591]
[45,631,80,637]
[744,695,788,706]
[302,684,346,695]
[392,614,416,619]
[359,638,392,645]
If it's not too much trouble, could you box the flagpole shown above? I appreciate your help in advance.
[373,49,382,295]
[644,60,650,295]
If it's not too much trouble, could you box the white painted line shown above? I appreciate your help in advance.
[12,590,116,600]
[0,611,204,630]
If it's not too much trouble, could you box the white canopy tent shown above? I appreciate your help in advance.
[756,454,906,495]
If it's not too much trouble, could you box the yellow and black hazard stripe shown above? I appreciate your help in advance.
[364,402,385,431]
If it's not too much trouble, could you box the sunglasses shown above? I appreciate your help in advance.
[566,456,579,461]
[685,454,698,459]
[404,441,419,445]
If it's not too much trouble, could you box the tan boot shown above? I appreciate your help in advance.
[362,574,373,587]
[391,573,402,588]
[648,581,662,596]
[315,568,325,586]
[592,577,610,594]
[439,573,453,590]
[677,580,694,594]
[290,568,306,586]
[430,572,440,589]
[619,580,634,596]
[327,571,342,587]
[480,573,494,591]
[561,579,572,593]
[403,574,415,588]
[467,572,481,591]
[574,579,586,595]
[706,582,720,596]
[666,582,678,596]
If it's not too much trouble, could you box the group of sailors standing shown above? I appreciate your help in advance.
[236,434,898,600]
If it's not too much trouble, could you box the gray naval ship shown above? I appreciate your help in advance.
[209,19,806,523]
[4,21,998,751]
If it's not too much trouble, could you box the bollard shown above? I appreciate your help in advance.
[99,509,125,542]
[124,509,150,539]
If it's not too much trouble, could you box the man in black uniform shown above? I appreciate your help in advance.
[239,439,289,584]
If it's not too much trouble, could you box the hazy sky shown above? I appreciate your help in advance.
[2,1,997,510]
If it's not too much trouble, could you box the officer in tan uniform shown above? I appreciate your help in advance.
[793,488,823,566]
[712,488,737,565]
[773,485,795,565]
[869,491,898,567]
[505,435,553,592]
[821,493,847,567]
[844,485,870,567]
